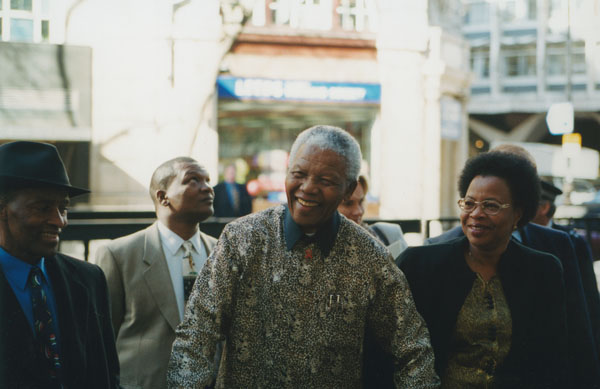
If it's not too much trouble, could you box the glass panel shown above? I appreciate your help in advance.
[0,0,3,10]
[547,54,565,75]
[528,0,537,19]
[10,0,32,11]
[41,20,49,41]
[471,56,490,78]
[504,54,536,76]
[464,2,489,25]
[573,53,586,75]
[10,18,33,42]
[501,0,516,23]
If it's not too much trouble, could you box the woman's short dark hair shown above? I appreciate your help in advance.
[458,151,540,227]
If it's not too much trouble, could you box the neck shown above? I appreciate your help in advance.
[159,216,199,241]
[468,243,506,266]
[466,240,509,281]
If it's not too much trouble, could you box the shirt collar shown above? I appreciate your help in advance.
[512,228,522,243]
[283,205,340,257]
[157,221,202,255]
[0,247,45,290]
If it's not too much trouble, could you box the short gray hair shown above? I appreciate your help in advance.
[288,125,362,182]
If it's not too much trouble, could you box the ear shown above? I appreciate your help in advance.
[539,201,551,216]
[156,190,169,206]
[0,204,6,221]
[344,180,358,201]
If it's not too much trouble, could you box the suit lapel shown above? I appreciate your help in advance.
[46,255,89,386]
[0,266,50,386]
[199,232,215,256]
[143,223,180,331]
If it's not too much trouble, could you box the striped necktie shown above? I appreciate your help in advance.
[29,267,61,382]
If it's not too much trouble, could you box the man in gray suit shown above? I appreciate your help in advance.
[96,157,217,389]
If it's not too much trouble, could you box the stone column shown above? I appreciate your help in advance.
[376,0,428,219]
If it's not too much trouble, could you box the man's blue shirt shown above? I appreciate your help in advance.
[0,247,61,344]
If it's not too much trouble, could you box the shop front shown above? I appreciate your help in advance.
[217,75,380,211]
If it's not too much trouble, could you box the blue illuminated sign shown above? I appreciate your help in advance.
[217,76,380,104]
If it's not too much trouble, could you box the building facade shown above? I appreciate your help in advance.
[1,0,470,221]
[462,0,600,154]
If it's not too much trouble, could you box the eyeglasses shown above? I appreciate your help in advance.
[458,198,511,216]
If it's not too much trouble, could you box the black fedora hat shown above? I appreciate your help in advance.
[0,141,90,197]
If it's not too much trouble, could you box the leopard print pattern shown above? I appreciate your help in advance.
[167,205,439,388]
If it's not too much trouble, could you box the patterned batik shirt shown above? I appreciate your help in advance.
[167,205,440,389]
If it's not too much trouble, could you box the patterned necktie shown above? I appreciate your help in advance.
[29,267,61,381]
[182,241,197,302]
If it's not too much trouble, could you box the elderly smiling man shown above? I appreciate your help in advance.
[167,125,439,388]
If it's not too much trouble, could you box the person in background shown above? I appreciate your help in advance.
[399,151,569,388]
[95,157,218,389]
[533,180,600,355]
[0,141,120,388]
[338,174,408,260]
[425,145,600,387]
[213,163,252,217]
[167,125,439,388]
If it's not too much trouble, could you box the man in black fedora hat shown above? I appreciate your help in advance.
[0,141,120,388]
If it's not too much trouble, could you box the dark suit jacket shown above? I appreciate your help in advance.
[425,224,600,387]
[399,237,568,388]
[553,222,600,354]
[213,182,252,218]
[0,253,120,389]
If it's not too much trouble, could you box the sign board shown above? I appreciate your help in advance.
[562,133,582,158]
[546,102,574,135]
[217,76,381,104]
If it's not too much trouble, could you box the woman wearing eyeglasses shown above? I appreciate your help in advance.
[397,151,568,388]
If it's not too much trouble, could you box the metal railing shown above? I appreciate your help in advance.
[59,211,600,261]
[59,211,424,261]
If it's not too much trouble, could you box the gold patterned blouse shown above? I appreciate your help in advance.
[442,274,512,389]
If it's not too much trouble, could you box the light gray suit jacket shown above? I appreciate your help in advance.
[96,222,217,389]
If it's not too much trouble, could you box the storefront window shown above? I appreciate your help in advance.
[218,104,374,208]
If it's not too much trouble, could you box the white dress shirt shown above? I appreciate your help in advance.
[156,221,208,320]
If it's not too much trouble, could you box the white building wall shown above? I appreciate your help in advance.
[50,0,471,222]
[64,0,222,208]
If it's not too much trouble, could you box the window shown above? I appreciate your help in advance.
[11,0,31,11]
[267,0,333,30]
[251,0,377,33]
[471,54,490,79]
[10,17,32,41]
[0,0,50,42]
[501,0,536,23]
[464,1,489,25]
[336,0,378,33]
[503,51,536,77]
[547,51,587,75]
